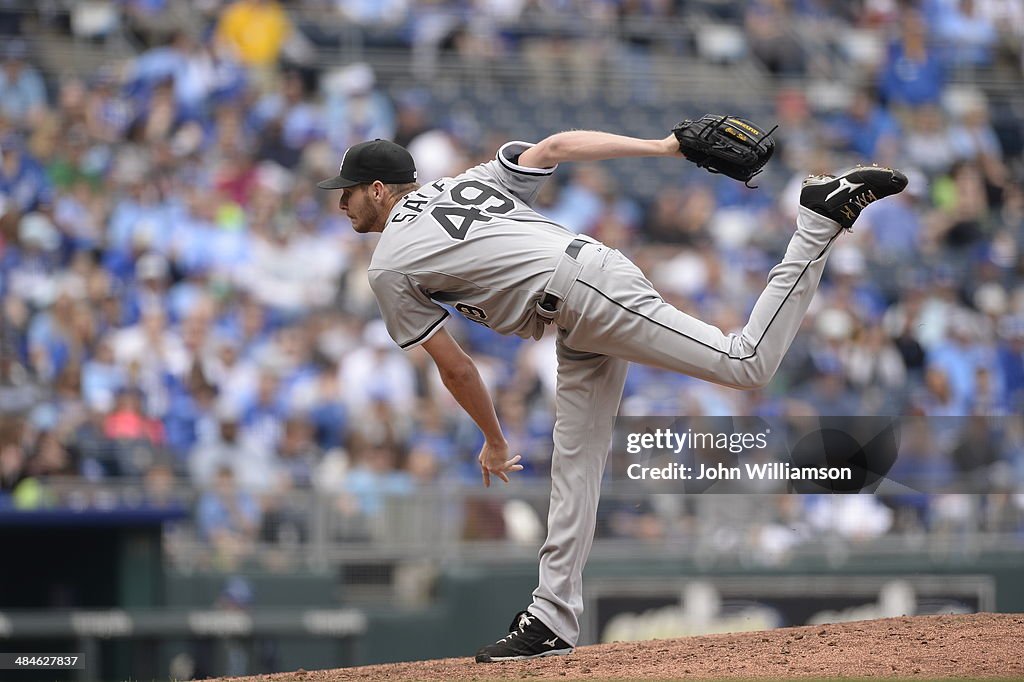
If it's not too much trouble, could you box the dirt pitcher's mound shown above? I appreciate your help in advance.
[228,612,1024,681]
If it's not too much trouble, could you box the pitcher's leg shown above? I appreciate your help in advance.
[529,334,628,645]
[710,205,846,383]
[562,206,841,389]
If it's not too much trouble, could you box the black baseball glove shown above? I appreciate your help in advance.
[672,115,777,187]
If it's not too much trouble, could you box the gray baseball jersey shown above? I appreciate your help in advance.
[368,141,577,348]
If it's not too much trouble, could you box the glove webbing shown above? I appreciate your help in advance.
[702,114,778,188]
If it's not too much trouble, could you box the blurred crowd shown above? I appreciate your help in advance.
[1,0,1024,564]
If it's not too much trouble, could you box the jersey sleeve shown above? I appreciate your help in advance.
[367,269,450,350]
[475,141,557,207]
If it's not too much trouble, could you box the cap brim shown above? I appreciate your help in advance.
[317,175,362,189]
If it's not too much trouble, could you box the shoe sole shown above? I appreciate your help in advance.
[801,166,905,189]
[475,648,574,663]
[802,166,909,191]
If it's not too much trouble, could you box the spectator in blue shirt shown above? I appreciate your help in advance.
[322,63,396,154]
[928,311,1001,412]
[105,181,174,280]
[879,10,946,108]
[290,360,348,450]
[342,445,413,518]
[240,369,288,449]
[162,365,218,461]
[0,136,53,215]
[995,316,1024,413]
[830,89,902,161]
[252,69,325,166]
[196,465,262,565]
[81,335,127,413]
[930,0,997,67]
[858,171,926,257]
[0,40,46,124]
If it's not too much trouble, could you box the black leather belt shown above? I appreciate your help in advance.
[540,238,589,312]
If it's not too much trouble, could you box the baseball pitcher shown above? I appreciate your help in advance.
[317,121,907,662]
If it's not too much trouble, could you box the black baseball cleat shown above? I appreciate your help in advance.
[800,166,908,230]
[475,610,574,663]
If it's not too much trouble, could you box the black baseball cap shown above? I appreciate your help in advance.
[317,139,417,189]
